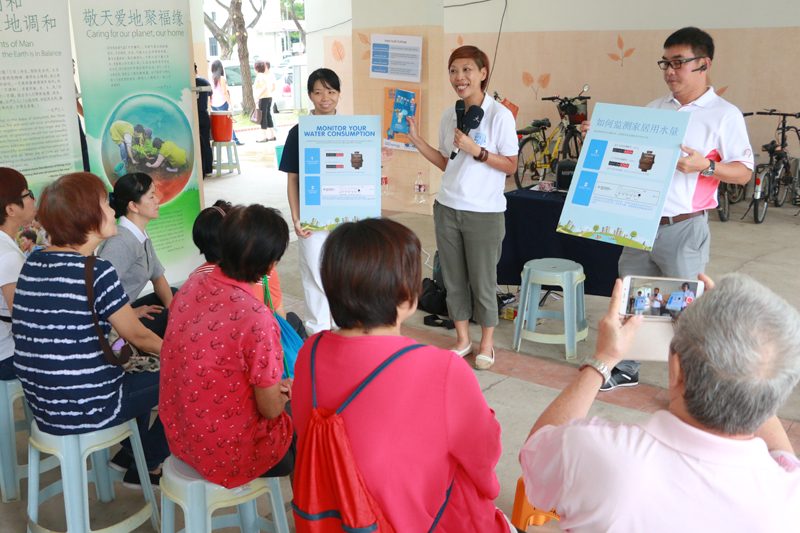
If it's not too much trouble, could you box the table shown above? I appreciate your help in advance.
[498,187,622,297]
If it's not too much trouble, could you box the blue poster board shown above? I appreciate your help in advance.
[557,103,691,251]
[298,115,382,230]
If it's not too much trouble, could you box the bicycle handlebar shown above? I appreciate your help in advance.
[756,111,800,118]
[541,95,591,101]
[742,112,754,117]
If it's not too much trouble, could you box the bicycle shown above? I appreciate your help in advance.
[513,85,590,189]
[749,110,800,224]
[716,113,754,221]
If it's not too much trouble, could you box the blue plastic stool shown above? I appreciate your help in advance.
[0,378,57,503]
[513,258,588,359]
[160,455,289,533]
[27,419,160,533]
[212,141,241,177]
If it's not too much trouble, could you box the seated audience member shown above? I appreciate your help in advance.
[520,274,800,531]
[292,218,517,532]
[0,168,36,380]
[100,173,176,337]
[13,172,168,489]
[19,229,42,257]
[160,205,294,488]
[190,200,307,340]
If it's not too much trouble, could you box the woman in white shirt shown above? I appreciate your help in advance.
[407,46,518,369]
[0,168,36,380]
[253,60,277,142]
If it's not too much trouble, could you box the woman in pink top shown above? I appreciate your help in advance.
[292,218,516,533]
[210,60,242,145]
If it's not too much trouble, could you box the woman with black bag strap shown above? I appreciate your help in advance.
[12,172,168,490]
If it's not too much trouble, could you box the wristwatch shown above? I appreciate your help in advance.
[700,159,715,177]
[579,357,611,383]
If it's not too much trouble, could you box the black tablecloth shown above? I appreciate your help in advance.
[498,187,622,297]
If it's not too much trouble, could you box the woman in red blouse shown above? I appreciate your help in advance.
[159,205,294,488]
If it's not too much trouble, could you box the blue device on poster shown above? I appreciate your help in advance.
[390,89,416,135]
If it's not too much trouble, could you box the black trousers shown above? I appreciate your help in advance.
[131,287,178,339]
[259,97,274,129]
[199,123,212,175]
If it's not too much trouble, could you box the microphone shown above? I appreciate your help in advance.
[455,99,465,131]
[450,105,484,160]
[692,64,707,72]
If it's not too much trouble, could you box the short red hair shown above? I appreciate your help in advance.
[0,168,28,226]
[448,46,490,92]
[39,173,109,247]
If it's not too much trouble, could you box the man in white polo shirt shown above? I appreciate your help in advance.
[594,27,754,389]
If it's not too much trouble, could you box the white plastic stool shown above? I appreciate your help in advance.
[513,258,588,359]
[212,141,241,177]
[160,455,289,533]
[0,378,57,503]
[27,419,160,533]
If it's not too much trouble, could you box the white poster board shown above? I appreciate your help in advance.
[0,0,84,187]
[369,34,422,83]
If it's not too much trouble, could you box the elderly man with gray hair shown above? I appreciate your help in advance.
[519,273,800,531]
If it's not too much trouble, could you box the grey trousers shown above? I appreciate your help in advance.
[617,212,710,375]
[433,201,505,328]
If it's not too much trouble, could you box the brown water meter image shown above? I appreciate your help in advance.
[639,151,655,172]
[351,152,363,169]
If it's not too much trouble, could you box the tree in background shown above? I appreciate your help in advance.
[281,0,306,49]
[204,0,267,60]
[204,0,266,115]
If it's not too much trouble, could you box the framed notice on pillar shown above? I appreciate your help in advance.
[0,0,84,190]
[369,34,422,83]
[70,0,202,282]
[298,115,381,230]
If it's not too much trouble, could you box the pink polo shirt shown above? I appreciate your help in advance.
[292,332,513,533]
[520,410,800,532]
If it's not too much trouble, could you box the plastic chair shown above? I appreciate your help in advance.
[212,141,241,177]
[513,258,588,359]
[160,455,289,533]
[27,419,160,533]
[511,476,560,529]
[0,378,57,503]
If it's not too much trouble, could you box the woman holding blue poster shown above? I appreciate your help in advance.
[407,46,518,370]
[279,68,343,334]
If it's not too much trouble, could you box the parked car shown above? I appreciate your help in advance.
[221,60,255,113]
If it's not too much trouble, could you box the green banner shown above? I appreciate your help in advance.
[70,1,201,281]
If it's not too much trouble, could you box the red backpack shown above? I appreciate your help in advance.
[293,334,454,532]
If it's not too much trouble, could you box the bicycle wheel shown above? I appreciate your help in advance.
[716,184,730,222]
[514,137,538,189]
[774,168,789,207]
[754,170,771,224]
[728,183,746,204]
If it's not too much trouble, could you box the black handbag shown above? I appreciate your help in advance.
[418,278,448,316]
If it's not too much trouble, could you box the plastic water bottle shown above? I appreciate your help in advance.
[381,175,389,196]
[417,172,426,204]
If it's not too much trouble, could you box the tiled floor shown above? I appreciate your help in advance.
[3,122,800,532]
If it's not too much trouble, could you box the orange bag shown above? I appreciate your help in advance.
[292,334,451,532]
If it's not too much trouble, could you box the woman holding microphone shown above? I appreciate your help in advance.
[407,46,517,369]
